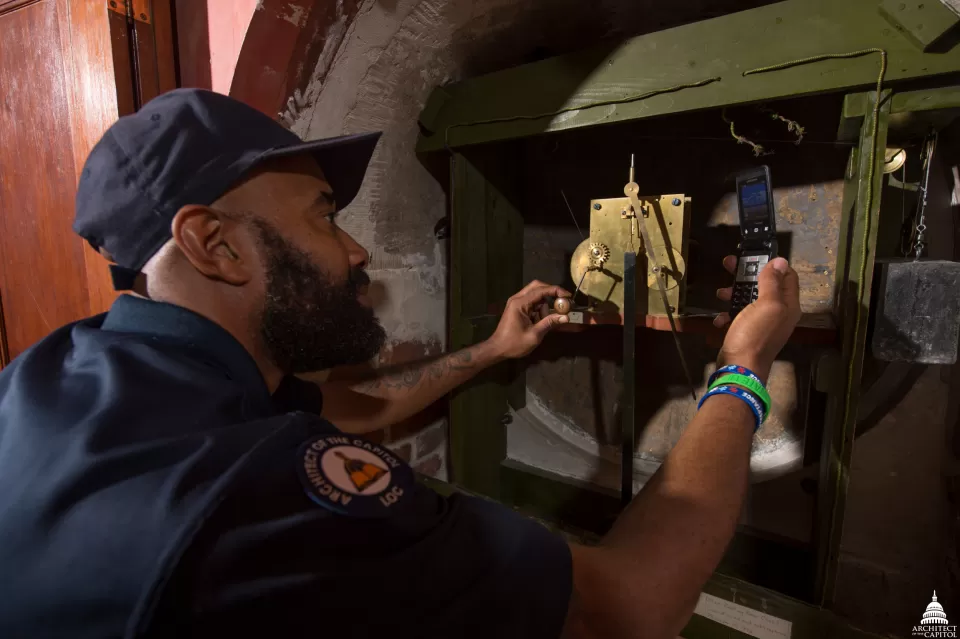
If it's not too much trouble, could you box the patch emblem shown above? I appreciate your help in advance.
[296,434,413,517]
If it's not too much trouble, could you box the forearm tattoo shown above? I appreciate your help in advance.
[353,348,475,393]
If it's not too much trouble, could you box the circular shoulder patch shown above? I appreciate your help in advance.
[296,434,414,518]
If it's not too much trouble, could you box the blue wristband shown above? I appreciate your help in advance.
[708,364,764,388]
[697,385,764,432]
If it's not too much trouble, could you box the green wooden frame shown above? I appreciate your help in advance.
[814,89,891,606]
[417,0,960,153]
[448,149,525,497]
[426,0,960,627]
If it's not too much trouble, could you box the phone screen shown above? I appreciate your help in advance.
[739,181,769,222]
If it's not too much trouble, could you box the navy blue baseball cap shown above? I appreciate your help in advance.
[74,88,381,290]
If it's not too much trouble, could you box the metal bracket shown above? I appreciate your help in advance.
[107,0,152,24]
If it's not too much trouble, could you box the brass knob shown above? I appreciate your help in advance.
[553,297,572,315]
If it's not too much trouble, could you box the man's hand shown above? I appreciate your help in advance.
[562,256,801,639]
[487,280,571,359]
[713,256,802,383]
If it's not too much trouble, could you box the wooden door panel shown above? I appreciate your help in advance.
[0,0,182,364]
[0,0,92,360]
[56,0,126,317]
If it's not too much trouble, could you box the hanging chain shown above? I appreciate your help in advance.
[899,161,908,256]
[911,131,938,260]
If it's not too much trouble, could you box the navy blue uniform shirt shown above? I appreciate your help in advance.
[0,295,571,638]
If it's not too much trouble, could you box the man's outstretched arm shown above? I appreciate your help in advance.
[319,281,570,433]
[562,257,802,639]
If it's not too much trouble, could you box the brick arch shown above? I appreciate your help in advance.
[229,0,364,118]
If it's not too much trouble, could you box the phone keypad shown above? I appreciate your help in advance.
[730,282,758,318]
[735,254,769,282]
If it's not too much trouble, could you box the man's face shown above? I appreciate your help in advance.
[226,156,386,373]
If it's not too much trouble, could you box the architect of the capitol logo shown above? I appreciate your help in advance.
[913,592,957,638]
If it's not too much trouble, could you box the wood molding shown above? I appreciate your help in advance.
[0,0,43,17]
[108,7,136,115]
[133,0,177,103]
[151,0,177,89]
[109,0,178,114]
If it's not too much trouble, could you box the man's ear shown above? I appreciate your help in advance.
[170,205,256,285]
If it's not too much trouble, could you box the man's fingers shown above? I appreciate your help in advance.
[713,312,731,328]
[531,302,551,322]
[512,284,571,311]
[515,279,571,298]
[716,287,732,302]
[515,279,546,296]
[531,312,569,339]
[723,255,738,275]
[757,257,790,302]
[781,263,800,308]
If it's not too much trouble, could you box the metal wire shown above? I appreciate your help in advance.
[443,77,722,147]
[623,135,854,146]
[560,189,584,240]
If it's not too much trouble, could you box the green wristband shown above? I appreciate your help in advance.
[708,373,770,420]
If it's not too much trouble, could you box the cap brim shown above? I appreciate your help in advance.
[262,131,382,211]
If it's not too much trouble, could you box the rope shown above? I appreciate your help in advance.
[744,48,887,558]
[722,106,805,156]
[758,107,805,144]
[442,77,722,148]
[722,108,770,156]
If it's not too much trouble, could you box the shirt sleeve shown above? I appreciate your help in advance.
[149,450,572,639]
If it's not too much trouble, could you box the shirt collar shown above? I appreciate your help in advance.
[101,295,272,409]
